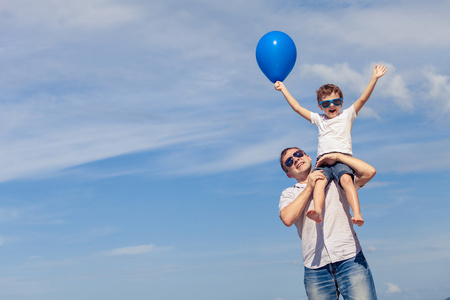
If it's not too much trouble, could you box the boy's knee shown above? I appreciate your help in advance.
[340,173,354,186]
[315,177,329,188]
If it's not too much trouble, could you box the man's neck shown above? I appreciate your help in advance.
[294,169,312,184]
[295,175,309,184]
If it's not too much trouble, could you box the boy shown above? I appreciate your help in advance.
[274,64,386,226]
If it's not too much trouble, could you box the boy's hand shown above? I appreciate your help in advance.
[274,81,285,91]
[315,153,339,168]
[373,64,387,79]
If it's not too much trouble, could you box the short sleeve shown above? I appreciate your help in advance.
[279,187,296,212]
[310,111,320,125]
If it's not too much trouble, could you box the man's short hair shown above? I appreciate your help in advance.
[316,84,344,103]
[280,147,303,173]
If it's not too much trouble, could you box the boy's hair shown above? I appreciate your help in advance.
[280,147,303,173]
[316,84,344,103]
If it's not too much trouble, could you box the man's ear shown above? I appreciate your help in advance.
[318,105,324,112]
[286,172,293,179]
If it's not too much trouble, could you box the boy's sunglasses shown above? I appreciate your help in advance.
[319,98,343,108]
[285,151,305,168]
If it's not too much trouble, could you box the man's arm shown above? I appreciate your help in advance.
[280,171,324,226]
[316,153,376,187]
[353,65,387,115]
[274,81,312,122]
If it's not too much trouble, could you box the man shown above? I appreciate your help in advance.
[279,147,377,299]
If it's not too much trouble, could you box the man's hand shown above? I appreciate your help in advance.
[307,170,325,189]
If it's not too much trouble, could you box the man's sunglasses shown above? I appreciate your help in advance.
[319,98,343,108]
[285,151,305,168]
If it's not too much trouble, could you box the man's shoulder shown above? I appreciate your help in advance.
[281,183,306,198]
[286,182,306,190]
[279,184,306,212]
[280,185,295,195]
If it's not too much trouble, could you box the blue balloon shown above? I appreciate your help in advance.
[256,31,297,83]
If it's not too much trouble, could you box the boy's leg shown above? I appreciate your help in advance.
[307,179,328,223]
[340,173,364,226]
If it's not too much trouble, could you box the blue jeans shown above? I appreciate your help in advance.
[315,162,354,184]
[304,251,377,300]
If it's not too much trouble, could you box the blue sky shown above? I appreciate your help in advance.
[0,0,449,299]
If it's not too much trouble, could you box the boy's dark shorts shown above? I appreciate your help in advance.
[314,162,354,186]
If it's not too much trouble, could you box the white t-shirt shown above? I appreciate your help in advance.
[279,180,361,269]
[310,106,357,158]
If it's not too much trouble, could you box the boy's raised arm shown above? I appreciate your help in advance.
[275,81,312,122]
[353,65,387,115]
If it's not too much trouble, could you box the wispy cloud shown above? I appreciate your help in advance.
[102,244,164,256]
[0,276,54,296]
[0,0,447,185]
[0,1,448,300]
[423,67,450,114]
[0,208,20,223]
[386,282,401,293]
[301,62,412,112]
[63,226,118,244]
[364,231,450,265]
[294,1,450,48]
[368,138,450,174]
[0,0,448,185]
[1,0,143,30]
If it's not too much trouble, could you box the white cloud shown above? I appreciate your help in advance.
[0,276,54,296]
[1,0,143,30]
[0,103,221,181]
[300,62,412,113]
[0,0,448,185]
[0,2,448,300]
[296,61,450,124]
[369,138,450,174]
[423,67,450,113]
[386,282,401,293]
[63,226,117,244]
[363,233,450,266]
[378,64,413,110]
[306,1,450,48]
[366,246,377,252]
[356,106,380,119]
[104,244,158,256]
[175,136,300,175]
[159,125,318,176]
[301,63,366,92]
[364,181,395,189]
[0,208,20,223]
